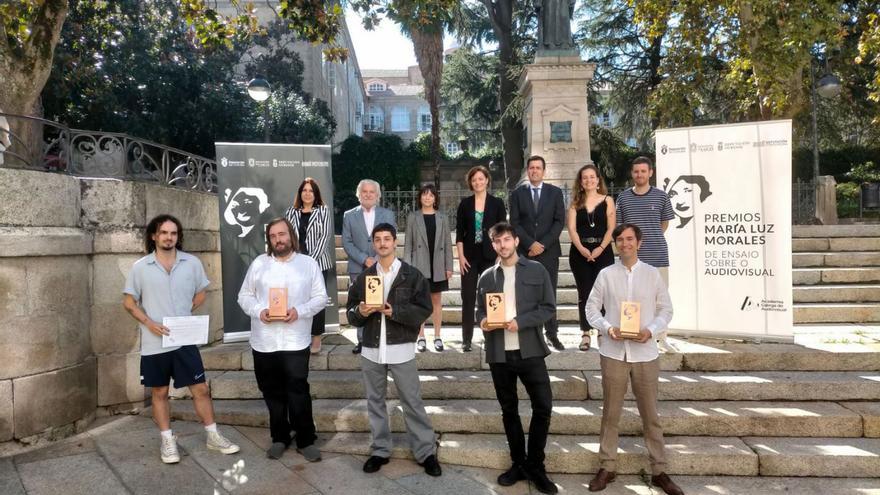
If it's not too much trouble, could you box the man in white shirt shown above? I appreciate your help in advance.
[346,223,442,477]
[585,223,682,495]
[238,218,327,461]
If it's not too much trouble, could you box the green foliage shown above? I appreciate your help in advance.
[589,126,645,186]
[847,161,880,183]
[837,181,862,217]
[440,47,501,150]
[792,146,880,180]
[408,132,445,161]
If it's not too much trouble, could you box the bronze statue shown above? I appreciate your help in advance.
[534,0,577,52]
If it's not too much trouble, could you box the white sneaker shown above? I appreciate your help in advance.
[207,430,241,454]
[160,435,180,464]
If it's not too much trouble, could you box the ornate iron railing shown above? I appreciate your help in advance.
[0,113,217,192]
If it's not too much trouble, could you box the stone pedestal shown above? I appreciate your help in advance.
[519,55,596,187]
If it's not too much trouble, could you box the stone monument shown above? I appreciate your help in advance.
[519,0,596,187]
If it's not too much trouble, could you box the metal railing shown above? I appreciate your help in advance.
[0,113,217,193]
[792,178,817,224]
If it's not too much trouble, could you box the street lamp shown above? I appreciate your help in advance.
[247,78,272,143]
[809,60,841,222]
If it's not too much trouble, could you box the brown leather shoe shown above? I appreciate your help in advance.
[588,468,616,491]
[651,472,684,495]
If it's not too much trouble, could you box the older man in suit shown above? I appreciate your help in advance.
[342,179,397,353]
[508,155,566,351]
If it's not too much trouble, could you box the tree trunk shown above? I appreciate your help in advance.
[482,0,522,190]
[410,27,445,186]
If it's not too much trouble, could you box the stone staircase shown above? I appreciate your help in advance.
[158,225,880,483]
[794,225,880,323]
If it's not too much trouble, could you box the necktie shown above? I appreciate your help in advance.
[532,187,540,209]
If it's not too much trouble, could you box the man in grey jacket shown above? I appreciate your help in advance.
[476,222,558,494]
[342,179,396,353]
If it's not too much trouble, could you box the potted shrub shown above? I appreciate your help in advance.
[848,161,880,209]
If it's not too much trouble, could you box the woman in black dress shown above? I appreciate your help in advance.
[567,164,616,351]
[404,184,453,352]
[456,166,507,352]
[285,178,333,354]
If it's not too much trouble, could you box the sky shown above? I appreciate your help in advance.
[345,7,457,71]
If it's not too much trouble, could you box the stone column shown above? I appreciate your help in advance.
[815,175,838,225]
[519,55,596,188]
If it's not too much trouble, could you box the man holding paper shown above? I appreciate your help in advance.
[238,218,327,461]
[584,223,680,495]
[123,214,240,464]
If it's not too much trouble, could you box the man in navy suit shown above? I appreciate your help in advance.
[508,155,566,351]
[342,179,397,353]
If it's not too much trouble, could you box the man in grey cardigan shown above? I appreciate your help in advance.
[342,179,396,353]
[476,222,558,494]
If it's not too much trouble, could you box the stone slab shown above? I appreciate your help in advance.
[744,436,880,477]
[239,348,328,372]
[177,426,317,495]
[80,178,145,228]
[793,238,830,252]
[319,431,417,460]
[841,402,880,437]
[340,304,582,326]
[0,169,80,227]
[676,340,880,371]
[13,434,97,465]
[586,370,880,401]
[829,237,880,251]
[0,227,92,257]
[795,303,880,324]
[294,451,417,494]
[794,224,880,238]
[210,370,588,401]
[551,475,880,495]
[13,358,97,438]
[15,452,128,495]
[0,458,25,495]
[145,184,219,231]
[795,284,880,303]
[438,433,757,475]
[0,380,11,441]
[327,344,483,371]
[200,343,247,370]
[97,353,145,407]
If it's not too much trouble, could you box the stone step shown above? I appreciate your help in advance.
[438,433,758,475]
[794,284,880,303]
[794,303,880,323]
[336,257,575,274]
[336,270,579,291]
[743,437,880,477]
[338,287,582,307]
[793,237,880,252]
[539,475,880,494]
[208,370,589,401]
[199,341,880,373]
[793,224,880,238]
[338,304,582,325]
[333,232,578,247]
[168,398,867,438]
[793,267,880,285]
[587,371,880,401]
[794,252,880,268]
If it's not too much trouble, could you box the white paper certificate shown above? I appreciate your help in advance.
[162,315,210,348]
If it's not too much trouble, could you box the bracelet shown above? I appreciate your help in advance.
[598,245,605,250]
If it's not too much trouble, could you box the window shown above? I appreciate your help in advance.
[445,142,461,155]
[366,106,384,132]
[601,111,611,126]
[368,82,386,92]
[391,106,411,132]
[326,63,336,88]
[418,106,431,131]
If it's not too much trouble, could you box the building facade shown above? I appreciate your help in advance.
[362,67,432,146]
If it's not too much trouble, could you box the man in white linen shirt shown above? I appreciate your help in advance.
[584,223,683,495]
[238,218,327,461]
[346,223,442,477]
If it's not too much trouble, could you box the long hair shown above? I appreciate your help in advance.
[145,214,184,253]
[293,177,325,209]
[570,164,608,208]
[265,217,299,255]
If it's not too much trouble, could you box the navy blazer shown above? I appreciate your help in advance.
[508,182,566,257]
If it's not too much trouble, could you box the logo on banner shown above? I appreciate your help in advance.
[272,159,278,168]
[223,187,271,238]
[248,158,255,167]
[220,157,228,167]
[663,175,713,228]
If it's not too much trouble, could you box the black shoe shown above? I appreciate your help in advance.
[497,464,528,486]
[419,454,442,477]
[525,466,558,494]
[462,342,472,352]
[362,455,389,473]
[548,336,565,351]
[352,343,362,354]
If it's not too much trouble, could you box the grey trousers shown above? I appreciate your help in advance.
[360,356,436,462]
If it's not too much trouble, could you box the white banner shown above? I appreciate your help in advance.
[656,120,793,340]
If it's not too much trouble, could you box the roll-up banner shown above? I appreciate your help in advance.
[655,120,793,340]
[215,143,338,342]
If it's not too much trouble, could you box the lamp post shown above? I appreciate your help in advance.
[809,60,841,221]
[247,78,272,143]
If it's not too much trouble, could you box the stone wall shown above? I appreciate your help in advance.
[0,169,222,442]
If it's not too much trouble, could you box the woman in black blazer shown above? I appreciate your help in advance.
[285,178,333,354]
[456,165,507,351]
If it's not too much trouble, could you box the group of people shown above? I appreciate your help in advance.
[120,154,684,495]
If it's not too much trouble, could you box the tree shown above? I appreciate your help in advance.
[440,47,501,151]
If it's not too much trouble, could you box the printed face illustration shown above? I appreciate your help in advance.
[664,175,712,229]
[223,187,270,238]
[488,295,501,311]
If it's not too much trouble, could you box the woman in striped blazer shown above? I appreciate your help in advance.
[285,178,333,354]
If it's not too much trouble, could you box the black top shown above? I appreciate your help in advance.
[424,213,436,272]
[298,211,311,255]
[575,196,609,243]
[455,194,507,261]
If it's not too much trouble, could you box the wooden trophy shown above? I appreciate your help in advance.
[485,293,507,329]
[364,275,384,309]
[268,288,288,321]
[619,301,641,339]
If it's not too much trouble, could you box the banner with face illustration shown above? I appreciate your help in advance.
[655,120,793,339]
[215,143,338,341]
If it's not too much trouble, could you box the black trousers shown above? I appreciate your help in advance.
[252,348,316,448]
[460,251,494,345]
[489,351,553,471]
[569,245,614,331]
[311,269,330,336]
[527,251,559,338]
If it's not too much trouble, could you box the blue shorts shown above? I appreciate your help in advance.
[140,345,206,388]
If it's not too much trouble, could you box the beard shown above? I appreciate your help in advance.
[273,242,293,257]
